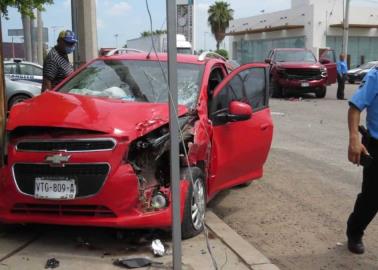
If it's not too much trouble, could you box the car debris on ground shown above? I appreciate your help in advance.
[151,239,165,257]
[45,258,60,269]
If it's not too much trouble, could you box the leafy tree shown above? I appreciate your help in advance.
[140,30,167,37]
[215,49,229,59]
[1,0,53,18]
[208,1,233,50]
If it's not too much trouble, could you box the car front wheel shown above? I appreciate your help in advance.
[269,78,283,98]
[181,167,206,239]
[8,94,31,109]
[315,87,327,98]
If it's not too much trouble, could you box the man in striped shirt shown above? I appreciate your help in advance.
[42,30,77,92]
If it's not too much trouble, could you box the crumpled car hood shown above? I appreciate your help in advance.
[276,62,322,69]
[7,91,188,139]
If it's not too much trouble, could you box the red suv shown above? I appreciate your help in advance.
[266,48,337,98]
[0,52,273,238]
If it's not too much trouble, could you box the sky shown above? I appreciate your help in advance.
[1,0,377,51]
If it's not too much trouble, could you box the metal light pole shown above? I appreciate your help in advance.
[51,26,63,45]
[204,31,209,50]
[166,0,181,269]
[342,0,351,56]
[114,34,119,48]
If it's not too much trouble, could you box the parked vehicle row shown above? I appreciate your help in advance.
[0,51,273,238]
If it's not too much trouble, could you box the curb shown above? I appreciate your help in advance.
[205,211,280,270]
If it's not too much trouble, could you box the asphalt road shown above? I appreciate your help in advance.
[210,83,378,270]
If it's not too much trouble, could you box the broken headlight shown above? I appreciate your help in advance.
[321,67,327,78]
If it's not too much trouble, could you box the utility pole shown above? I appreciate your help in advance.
[37,10,44,65]
[71,0,98,69]
[22,15,32,61]
[30,11,38,63]
[167,0,181,269]
[342,0,351,56]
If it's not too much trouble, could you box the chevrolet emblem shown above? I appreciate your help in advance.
[45,153,71,166]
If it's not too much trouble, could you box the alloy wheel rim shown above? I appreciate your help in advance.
[191,178,205,231]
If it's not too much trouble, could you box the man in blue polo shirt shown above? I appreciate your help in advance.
[337,53,348,100]
[346,67,378,254]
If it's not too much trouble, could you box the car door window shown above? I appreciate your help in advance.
[19,64,42,76]
[211,66,268,118]
[243,68,267,111]
[321,50,336,63]
[4,63,17,74]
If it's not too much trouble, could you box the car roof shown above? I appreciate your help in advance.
[99,53,223,65]
[273,48,311,52]
[4,59,42,68]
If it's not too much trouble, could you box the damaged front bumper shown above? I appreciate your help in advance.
[0,164,190,229]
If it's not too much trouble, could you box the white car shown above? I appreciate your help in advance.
[5,77,41,109]
[347,61,378,84]
[4,59,43,84]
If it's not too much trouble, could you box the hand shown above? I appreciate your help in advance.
[348,138,369,165]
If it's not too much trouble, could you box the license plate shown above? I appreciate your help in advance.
[301,82,310,87]
[35,178,77,200]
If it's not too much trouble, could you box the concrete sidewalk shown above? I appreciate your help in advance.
[0,211,279,270]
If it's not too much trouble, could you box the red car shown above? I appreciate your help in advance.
[266,48,337,98]
[0,52,273,238]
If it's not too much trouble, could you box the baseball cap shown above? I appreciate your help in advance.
[58,30,78,44]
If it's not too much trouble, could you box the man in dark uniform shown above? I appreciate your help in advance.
[42,30,77,92]
[347,67,378,254]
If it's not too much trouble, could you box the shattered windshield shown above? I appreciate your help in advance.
[58,60,204,108]
[275,50,316,63]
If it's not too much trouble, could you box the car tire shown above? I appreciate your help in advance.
[181,167,206,239]
[236,180,252,188]
[269,78,282,98]
[8,94,31,109]
[315,87,327,98]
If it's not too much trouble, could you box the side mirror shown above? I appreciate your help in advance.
[264,58,271,64]
[319,58,331,65]
[228,101,253,122]
[212,101,253,124]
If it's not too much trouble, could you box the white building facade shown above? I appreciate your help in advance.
[228,0,378,67]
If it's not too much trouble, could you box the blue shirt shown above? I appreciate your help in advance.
[337,60,348,75]
[350,68,378,139]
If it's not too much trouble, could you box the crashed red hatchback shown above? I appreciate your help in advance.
[0,52,273,238]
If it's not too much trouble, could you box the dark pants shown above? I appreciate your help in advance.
[337,73,346,99]
[347,138,378,240]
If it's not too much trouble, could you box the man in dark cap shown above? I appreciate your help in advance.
[42,30,78,92]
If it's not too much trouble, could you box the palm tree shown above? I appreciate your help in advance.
[208,1,234,50]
